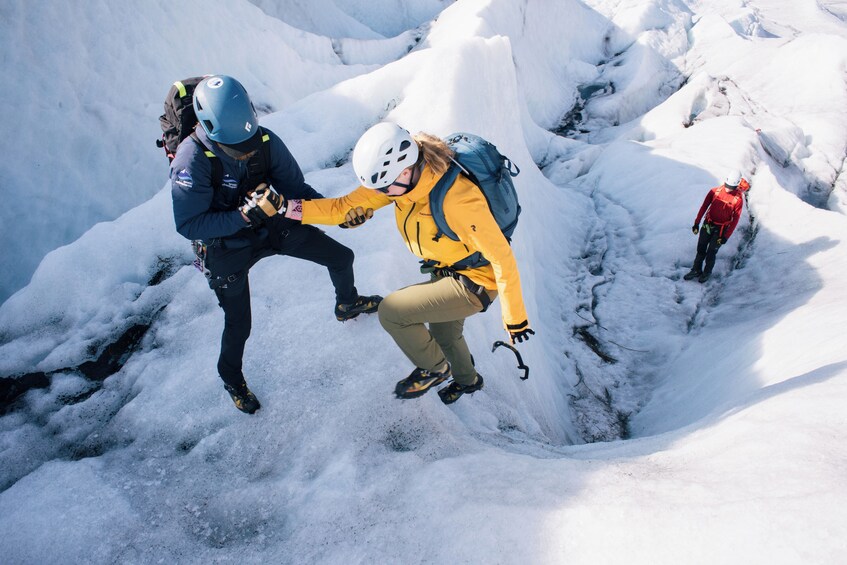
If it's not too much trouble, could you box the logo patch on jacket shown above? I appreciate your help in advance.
[222,175,238,191]
[174,169,193,188]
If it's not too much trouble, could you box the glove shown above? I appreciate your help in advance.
[338,206,374,229]
[692,224,699,235]
[507,321,535,344]
[716,237,725,246]
[240,183,286,226]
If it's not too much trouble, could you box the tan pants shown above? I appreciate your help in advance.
[378,275,497,386]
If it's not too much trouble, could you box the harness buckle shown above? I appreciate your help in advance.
[433,267,492,312]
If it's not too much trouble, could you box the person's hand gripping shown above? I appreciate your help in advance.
[240,183,286,226]
[339,206,374,229]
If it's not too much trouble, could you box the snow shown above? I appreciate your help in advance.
[1,0,847,563]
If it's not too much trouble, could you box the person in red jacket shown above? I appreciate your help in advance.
[683,171,749,283]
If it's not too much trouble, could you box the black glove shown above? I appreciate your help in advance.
[507,321,535,344]
[338,206,374,229]
[692,224,699,235]
[716,237,725,246]
[240,183,286,226]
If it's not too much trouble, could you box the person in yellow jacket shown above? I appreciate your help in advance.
[281,122,533,404]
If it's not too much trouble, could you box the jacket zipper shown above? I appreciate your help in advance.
[415,222,423,256]
[402,203,417,254]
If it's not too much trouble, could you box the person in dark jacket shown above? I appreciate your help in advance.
[170,75,381,414]
[683,170,749,283]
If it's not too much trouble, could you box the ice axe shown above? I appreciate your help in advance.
[491,341,529,380]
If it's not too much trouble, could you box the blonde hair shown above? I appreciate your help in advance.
[413,132,455,176]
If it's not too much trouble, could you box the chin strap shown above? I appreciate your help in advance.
[378,161,424,195]
[390,180,414,194]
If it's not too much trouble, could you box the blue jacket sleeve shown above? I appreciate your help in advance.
[266,130,324,200]
[170,140,249,241]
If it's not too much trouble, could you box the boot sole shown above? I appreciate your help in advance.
[336,306,379,322]
[336,313,360,321]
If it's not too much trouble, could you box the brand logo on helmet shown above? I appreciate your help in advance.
[245,122,253,132]
[207,77,224,89]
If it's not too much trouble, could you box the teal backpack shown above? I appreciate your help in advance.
[429,132,521,269]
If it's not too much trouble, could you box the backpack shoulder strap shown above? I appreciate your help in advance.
[429,162,462,242]
[255,128,273,178]
[190,132,223,191]
[242,128,272,192]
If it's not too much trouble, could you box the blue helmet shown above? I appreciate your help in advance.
[193,75,258,145]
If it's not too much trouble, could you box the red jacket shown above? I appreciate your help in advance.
[694,181,747,240]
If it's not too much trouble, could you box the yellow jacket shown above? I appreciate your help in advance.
[301,164,529,329]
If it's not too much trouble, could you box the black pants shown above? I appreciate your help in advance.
[692,223,722,275]
[205,222,357,387]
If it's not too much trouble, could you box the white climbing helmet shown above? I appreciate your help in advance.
[352,122,419,189]
[724,170,742,189]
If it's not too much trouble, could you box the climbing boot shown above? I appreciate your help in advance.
[698,272,711,283]
[394,364,451,399]
[438,374,485,405]
[224,382,261,414]
[335,294,383,321]
[683,269,701,281]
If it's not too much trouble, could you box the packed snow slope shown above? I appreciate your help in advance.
[1,0,847,563]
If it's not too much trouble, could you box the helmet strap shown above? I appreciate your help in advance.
[378,161,423,195]
[391,181,413,194]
